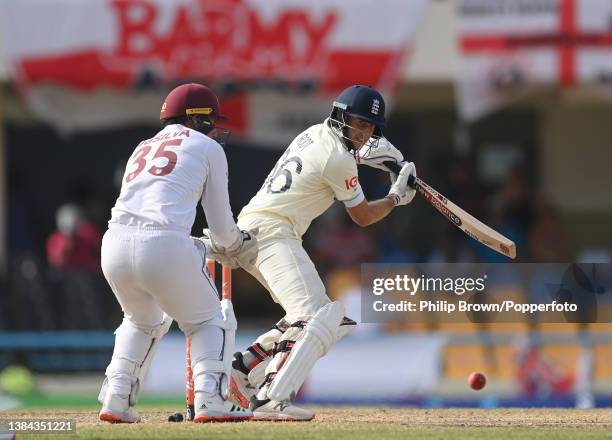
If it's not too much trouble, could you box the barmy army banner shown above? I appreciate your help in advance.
[457,0,612,121]
[0,0,426,145]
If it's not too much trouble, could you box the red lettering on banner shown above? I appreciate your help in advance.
[167,7,199,47]
[199,9,234,54]
[110,0,338,79]
[113,0,159,57]
[345,176,358,190]
[247,10,291,63]
[298,14,336,61]
[17,0,403,94]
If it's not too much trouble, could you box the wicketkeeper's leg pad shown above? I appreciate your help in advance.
[191,299,237,400]
[99,315,172,406]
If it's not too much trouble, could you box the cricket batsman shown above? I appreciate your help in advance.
[98,83,257,423]
[230,85,417,420]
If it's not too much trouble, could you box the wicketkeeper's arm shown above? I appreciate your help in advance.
[200,143,241,248]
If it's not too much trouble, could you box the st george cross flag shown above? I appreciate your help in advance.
[457,0,612,121]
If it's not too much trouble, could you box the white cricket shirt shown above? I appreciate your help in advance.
[238,119,364,239]
[110,124,239,247]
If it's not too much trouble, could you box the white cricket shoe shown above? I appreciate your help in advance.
[99,394,141,424]
[193,391,253,423]
[251,398,314,421]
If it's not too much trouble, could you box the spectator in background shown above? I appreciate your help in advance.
[46,203,107,329]
[498,166,534,235]
[472,165,532,262]
[515,330,574,400]
[528,200,570,262]
[445,157,482,217]
[46,203,102,271]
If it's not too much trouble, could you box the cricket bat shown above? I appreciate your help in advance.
[384,161,516,259]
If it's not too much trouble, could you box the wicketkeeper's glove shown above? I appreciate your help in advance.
[193,228,259,269]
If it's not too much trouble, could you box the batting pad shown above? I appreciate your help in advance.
[268,302,345,402]
[248,357,271,387]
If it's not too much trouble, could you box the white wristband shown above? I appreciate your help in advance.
[386,194,400,207]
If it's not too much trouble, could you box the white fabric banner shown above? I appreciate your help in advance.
[146,331,444,401]
[457,0,612,121]
[0,0,426,144]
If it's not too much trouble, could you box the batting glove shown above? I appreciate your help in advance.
[387,161,417,206]
[357,138,404,172]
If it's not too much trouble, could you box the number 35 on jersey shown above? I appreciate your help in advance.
[125,130,189,183]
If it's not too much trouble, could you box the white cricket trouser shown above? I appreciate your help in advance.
[101,224,221,334]
[238,218,330,323]
[238,217,345,399]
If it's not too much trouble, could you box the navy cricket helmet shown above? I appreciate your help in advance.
[332,85,386,129]
[329,85,386,151]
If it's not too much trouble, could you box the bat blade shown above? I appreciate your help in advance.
[384,161,516,259]
[416,178,516,259]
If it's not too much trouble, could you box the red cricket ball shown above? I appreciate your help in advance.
[468,372,486,390]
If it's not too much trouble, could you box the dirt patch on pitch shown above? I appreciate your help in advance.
[1,408,175,425]
[314,407,612,427]
[4,407,612,428]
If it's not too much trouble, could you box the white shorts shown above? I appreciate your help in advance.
[101,225,220,334]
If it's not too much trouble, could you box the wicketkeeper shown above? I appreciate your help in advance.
[98,84,257,423]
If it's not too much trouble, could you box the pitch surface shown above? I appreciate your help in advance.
[3,407,612,439]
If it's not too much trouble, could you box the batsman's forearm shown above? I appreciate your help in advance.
[357,197,396,226]
[370,196,397,221]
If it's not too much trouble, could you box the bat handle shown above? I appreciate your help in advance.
[383,160,416,188]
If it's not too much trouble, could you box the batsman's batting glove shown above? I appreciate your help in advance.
[387,161,416,206]
[357,138,404,172]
